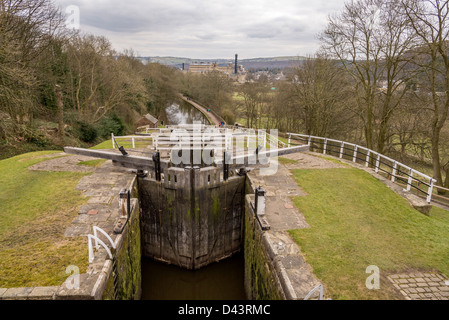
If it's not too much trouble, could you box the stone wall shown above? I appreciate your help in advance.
[139,166,246,270]
[102,200,141,300]
[244,194,284,300]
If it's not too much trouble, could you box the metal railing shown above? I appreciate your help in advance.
[288,133,437,204]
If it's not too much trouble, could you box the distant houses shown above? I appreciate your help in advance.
[135,114,159,131]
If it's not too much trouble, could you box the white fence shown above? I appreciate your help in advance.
[111,133,154,149]
[288,133,437,203]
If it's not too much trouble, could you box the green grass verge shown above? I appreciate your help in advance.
[0,151,89,288]
[288,168,449,300]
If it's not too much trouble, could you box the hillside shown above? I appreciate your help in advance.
[139,56,306,71]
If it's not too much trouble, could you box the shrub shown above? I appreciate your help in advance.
[97,114,125,139]
[221,109,236,125]
[75,121,98,143]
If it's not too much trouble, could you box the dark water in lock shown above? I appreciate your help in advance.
[141,253,247,300]
[164,101,210,125]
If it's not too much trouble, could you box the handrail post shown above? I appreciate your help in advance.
[366,150,371,167]
[375,154,380,173]
[392,161,397,182]
[323,139,327,155]
[353,146,358,162]
[112,133,115,149]
[340,142,344,159]
[288,134,291,148]
[407,169,413,192]
[427,179,435,203]
[132,137,135,149]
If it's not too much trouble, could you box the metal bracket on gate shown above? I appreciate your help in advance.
[113,136,128,156]
[223,151,231,181]
[153,151,161,181]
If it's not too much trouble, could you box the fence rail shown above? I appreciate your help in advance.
[111,133,154,149]
[288,133,437,204]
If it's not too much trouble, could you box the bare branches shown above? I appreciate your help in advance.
[320,0,419,153]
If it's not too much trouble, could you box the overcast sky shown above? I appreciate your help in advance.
[53,0,348,59]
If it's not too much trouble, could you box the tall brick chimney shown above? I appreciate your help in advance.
[235,54,238,74]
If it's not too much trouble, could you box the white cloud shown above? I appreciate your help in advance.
[54,0,348,58]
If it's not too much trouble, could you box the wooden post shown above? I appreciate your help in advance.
[353,146,358,163]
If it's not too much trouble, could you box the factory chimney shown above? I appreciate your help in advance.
[235,54,238,74]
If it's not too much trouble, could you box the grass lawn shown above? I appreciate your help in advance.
[288,167,449,300]
[0,151,89,288]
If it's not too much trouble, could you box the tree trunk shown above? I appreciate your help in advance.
[431,126,444,193]
[55,84,64,144]
[443,166,449,195]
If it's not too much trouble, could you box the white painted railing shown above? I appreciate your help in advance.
[304,284,326,300]
[111,133,153,149]
[267,132,287,149]
[288,133,437,203]
[88,226,116,263]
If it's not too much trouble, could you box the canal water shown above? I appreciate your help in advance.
[140,100,247,300]
[164,101,210,125]
[141,253,246,300]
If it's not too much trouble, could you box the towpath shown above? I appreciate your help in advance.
[180,95,222,126]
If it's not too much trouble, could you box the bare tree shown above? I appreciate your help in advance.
[65,35,148,123]
[320,0,418,153]
[0,0,65,140]
[238,82,268,129]
[402,0,449,190]
[290,56,355,139]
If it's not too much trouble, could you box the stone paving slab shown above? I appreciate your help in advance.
[387,272,449,300]
[247,159,324,299]
[28,154,98,173]
[28,286,59,300]
[280,152,346,170]
[249,164,309,231]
